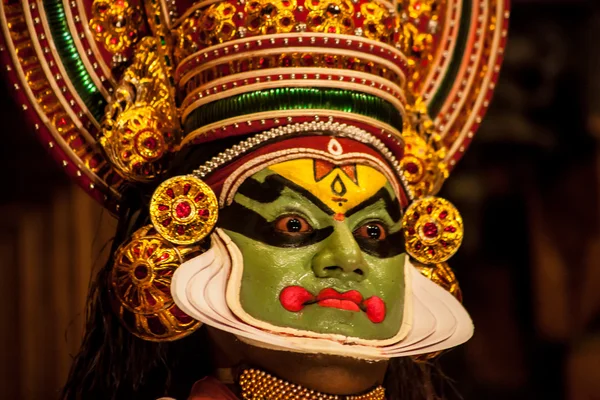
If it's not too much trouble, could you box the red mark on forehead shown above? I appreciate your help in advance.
[333,213,345,222]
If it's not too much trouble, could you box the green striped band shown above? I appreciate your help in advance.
[43,0,107,121]
[183,88,403,134]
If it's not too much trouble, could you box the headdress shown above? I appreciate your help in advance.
[1,0,509,355]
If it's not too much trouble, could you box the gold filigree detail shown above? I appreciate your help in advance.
[149,175,219,245]
[402,196,463,264]
[360,2,396,44]
[306,0,354,34]
[89,0,142,54]
[397,0,444,92]
[174,0,401,65]
[111,225,203,341]
[174,3,237,62]
[99,37,180,182]
[401,96,448,197]
[246,0,297,35]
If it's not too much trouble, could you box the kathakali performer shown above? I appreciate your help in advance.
[0,0,509,398]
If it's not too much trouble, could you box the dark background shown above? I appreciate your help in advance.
[1,0,600,398]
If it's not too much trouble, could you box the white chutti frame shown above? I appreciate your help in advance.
[171,229,473,360]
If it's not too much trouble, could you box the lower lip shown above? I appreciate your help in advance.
[318,298,361,312]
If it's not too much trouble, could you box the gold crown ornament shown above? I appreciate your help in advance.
[1,0,510,342]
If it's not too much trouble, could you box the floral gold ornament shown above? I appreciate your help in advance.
[402,197,463,264]
[396,0,442,93]
[401,96,448,197]
[110,225,203,341]
[175,2,238,63]
[173,0,402,64]
[401,130,446,197]
[239,369,386,400]
[246,0,297,35]
[100,37,180,182]
[360,1,397,43]
[306,0,355,35]
[150,175,219,245]
[89,0,142,54]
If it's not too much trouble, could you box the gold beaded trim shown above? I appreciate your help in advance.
[239,369,386,400]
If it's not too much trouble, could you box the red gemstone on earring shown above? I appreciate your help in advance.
[145,291,157,306]
[183,183,192,195]
[147,317,166,335]
[423,222,438,238]
[176,225,186,235]
[166,188,175,199]
[198,209,210,218]
[444,226,457,233]
[143,137,157,150]
[161,217,172,227]
[171,305,193,323]
[134,265,148,279]
[158,204,169,211]
[426,205,433,214]
[175,201,192,218]
[405,162,419,174]
[440,211,448,219]
[194,192,205,202]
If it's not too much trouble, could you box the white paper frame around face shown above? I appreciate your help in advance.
[172,229,473,360]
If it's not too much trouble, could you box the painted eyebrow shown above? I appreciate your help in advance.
[236,173,335,216]
[345,187,402,223]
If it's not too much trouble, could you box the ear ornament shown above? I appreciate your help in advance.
[149,175,219,245]
[110,225,204,341]
[402,196,463,264]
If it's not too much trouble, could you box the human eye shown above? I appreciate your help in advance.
[273,214,314,235]
[353,221,388,241]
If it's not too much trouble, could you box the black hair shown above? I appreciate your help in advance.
[61,142,446,400]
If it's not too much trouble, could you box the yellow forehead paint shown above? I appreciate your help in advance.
[268,159,388,215]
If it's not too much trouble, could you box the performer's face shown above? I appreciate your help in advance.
[219,158,406,340]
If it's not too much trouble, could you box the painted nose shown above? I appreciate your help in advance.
[311,221,369,281]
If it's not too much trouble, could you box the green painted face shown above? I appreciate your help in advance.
[218,158,406,340]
